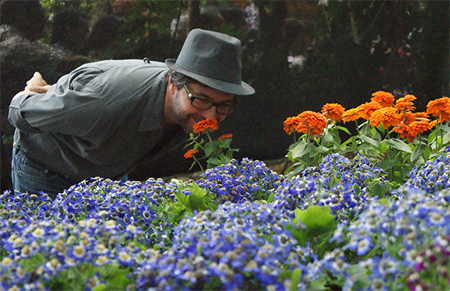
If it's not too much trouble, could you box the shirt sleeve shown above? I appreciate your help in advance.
[8,67,104,137]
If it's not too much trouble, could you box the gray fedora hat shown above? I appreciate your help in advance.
[165,29,255,96]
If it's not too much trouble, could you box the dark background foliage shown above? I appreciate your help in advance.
[1,0,449,189]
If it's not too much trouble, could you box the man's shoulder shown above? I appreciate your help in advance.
[70,59,168,88]
[82,59,168,70]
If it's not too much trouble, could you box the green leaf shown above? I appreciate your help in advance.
[294,205,337,240]
[359,136,379,147]
[411,144,428,162]
[379,198,389,204]
[316,145,330,154]
[367,178,392,197]
[175,190,189,206]
[428,128,439,143]
[92,284,107,291]
[207,157,222,168]
[291,142,310,159]
[221,138,232,148]
[186,183,208,212]
[307,277,329,290]
[322,131,335,143]
[220,155,231,164]
[384,138,412,153]
[335,125,351,135]
[435,124,450,132]
[443,131,450,145]
[290,268,302,291]
[379,158,395,172]
[204,141,218,156]
[267,192,275,203]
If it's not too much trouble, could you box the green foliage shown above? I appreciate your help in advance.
[185,128,238,171]
[175,182,216,213]
[286,121,352,176]
[48,263,131,291]
[289,205,337,250]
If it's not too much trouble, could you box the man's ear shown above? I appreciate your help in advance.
[167,76,177,95]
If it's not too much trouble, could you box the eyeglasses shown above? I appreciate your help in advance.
[183,85,237,115]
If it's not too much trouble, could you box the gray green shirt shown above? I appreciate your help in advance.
[8,59,186,182]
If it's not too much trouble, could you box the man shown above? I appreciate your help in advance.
[8,29,255,198]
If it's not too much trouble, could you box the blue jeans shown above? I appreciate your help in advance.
[11,146,128,200]
[11,146,77,199]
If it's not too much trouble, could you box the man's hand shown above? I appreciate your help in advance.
[24,72,51,93]
[13,72,52,98]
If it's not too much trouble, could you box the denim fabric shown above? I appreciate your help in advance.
[11,146,129,200]
[11,145,76,199]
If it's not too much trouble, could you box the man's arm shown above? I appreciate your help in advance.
[8,70,103,136]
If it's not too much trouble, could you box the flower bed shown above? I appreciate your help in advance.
[3,92,450,290]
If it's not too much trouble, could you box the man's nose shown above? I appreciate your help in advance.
[202,106,224,122]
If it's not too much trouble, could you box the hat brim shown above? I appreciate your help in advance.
[165,59,255,96]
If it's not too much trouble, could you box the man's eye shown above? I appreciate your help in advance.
[195,98,211,106]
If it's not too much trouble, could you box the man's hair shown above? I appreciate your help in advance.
[165,70,195,90]
[165,69,238,104]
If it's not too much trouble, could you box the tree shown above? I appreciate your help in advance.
[187,0,201,31]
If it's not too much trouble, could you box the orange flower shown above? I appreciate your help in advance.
[369,107,402,129]
[401,111,429,125]
[429,120,437,129]
[296,111,327,137]
[193,119,218,133]
[218,134,233,140]
[402,111,416,125]
[283,116,302,135]
[412,112,429,120]
[342,108,363,123]
[184,148,199,158]
[395,94,417,112]
[392,123,412,141]
[321,103,345,123]
[393,120,431,142]
[426,97,450,123]
[371,91,395,107]
[356,101,382,120]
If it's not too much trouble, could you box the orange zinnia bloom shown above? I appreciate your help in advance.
[218,134,233,140]
[193,119,218,133]
[296,111,327,137]
[342,108,363,123]
[393,123,413,142]
[401,111,429,125]
[356,101,382,120]
[426,97,450,123]
[402,111,430,126]
[283,116,302,135]
[184,148,199,158]
[412,112,429,120]
[395,94,417,112]
[393,120,430,142]
[402,111,416,125]
[321,103,345,123]
[371,91,395,107]
[429,120,437,129]
[369,107,402,129]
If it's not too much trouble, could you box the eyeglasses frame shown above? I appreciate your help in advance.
[183,84,237,115]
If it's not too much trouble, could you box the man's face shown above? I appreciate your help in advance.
[168,81,236,134]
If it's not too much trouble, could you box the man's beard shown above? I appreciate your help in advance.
[171,91,202,134]
[177,113,200,134]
